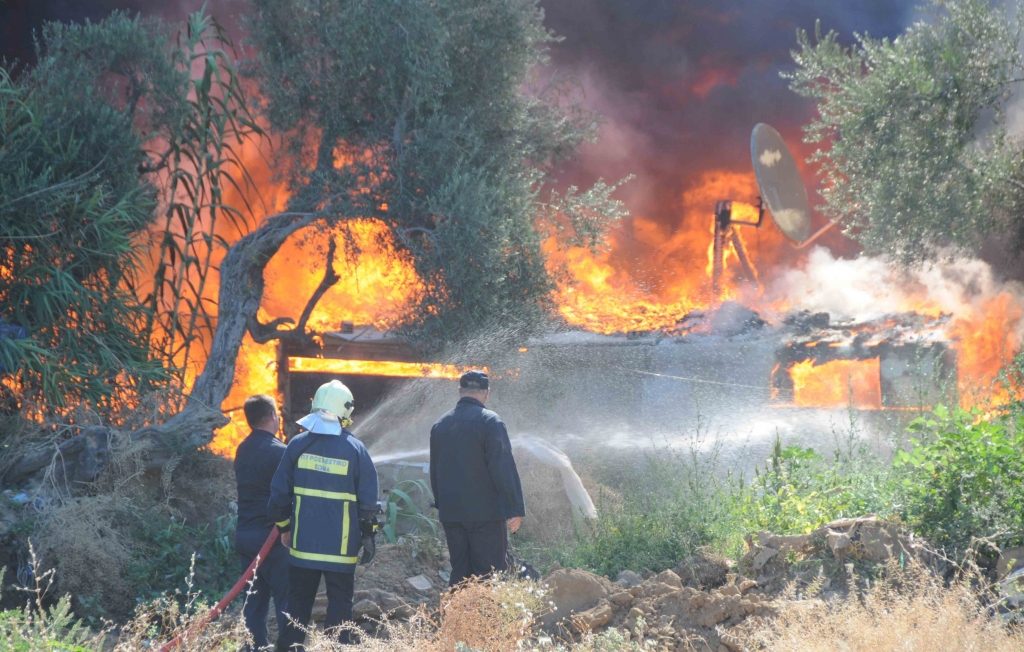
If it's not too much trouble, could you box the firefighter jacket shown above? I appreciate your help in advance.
[234,429,287,537]
[267,429,378,573]
[429,397,526,523]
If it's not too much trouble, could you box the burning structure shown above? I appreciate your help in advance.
[201,118,1020,456]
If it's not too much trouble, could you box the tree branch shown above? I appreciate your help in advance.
[295,235,340,333]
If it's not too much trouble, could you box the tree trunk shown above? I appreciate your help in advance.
[0,211,328,484]
[155,211,322,456]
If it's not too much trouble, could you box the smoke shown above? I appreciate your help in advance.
[768,246,1024,332]
[542,1,916,222]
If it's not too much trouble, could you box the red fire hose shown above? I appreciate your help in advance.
[159,526,280,651]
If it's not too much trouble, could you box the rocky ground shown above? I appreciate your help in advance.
[309,516,960,650]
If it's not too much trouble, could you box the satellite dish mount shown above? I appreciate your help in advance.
[710,123,839,298]
[710,199,764,297]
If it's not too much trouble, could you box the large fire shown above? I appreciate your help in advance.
[167,136,428,457]
[544,170,790,335]
[185,144,1023,457]
[141,124,1022,459]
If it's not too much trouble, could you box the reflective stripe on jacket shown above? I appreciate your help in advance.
[267,429,378,573]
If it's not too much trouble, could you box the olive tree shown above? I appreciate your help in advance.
[181,0,626,442]
[787,0,1023,263]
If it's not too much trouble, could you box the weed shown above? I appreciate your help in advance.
[895,405,1024,555]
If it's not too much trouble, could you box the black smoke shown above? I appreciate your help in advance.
[2,0,915,245]
[541,0,915,225]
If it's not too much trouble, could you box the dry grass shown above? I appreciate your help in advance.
[19,564,1024,652]
[35,494,141,617]
[32,426,235,621]
[741,562,1024,651]
[297,575,547,652]
[432,576,546,651]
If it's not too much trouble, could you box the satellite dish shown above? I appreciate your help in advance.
[751,123,811,243]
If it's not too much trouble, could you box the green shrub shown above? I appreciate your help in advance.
[0,597,100,651]
[894,405,1024,554]
[0,560,104,651]
[734,436,898,535]
[127,513,238,606]
[552,446,743,577]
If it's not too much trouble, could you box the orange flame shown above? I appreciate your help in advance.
[146,125,1022,457]
[287,357,474,379]
[789,359,882,409]
[151,134,428,457]
[545,170,789,334]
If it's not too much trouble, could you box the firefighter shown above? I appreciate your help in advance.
[430,370,525,587]
[234,394,289,651]
[268,380,379,650]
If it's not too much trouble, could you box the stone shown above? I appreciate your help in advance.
[675,552,731,589]
[541,568,611,628]
[718,585,740,597]
[405,574,432,592]
[572,600,615,632]
[616,569,643,588]
[654,569,683,589]
[352,599,381,620]
[826,530,852,557]
[350,588,407,618]
[751,547,778,570]
[609,590,634,607]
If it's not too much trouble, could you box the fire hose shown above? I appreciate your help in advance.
[158,526,280,652]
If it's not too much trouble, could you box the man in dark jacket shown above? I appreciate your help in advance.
[430,370,525,587]
[234,394,289,651]
[268,380,379,651]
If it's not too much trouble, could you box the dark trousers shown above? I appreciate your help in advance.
[442,520,508,587]
[237,529,290,651]
[275,566,355,651]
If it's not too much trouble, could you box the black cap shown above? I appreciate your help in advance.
[459,370,489,390]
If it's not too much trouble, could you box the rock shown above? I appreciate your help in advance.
[751,547,778,570]
[616,569,643,588]
[675,552,731,589]
[405,574,432,592]
[654,569,683,589]
[353,599,381,620]
[571,600,615,632]
[854,520,898,562]
[826,530,852,557]
[348,588,408,620]
[757,532,812,551]
[542,568,611,628]
[718,585,740,597]
[635,578,682,600]
[738,579,758,595]
[623,606,645,631]
[695,594,741,628]
[998,547,1024,579]
[609,590,634,608]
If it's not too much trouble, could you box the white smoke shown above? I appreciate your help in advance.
[767,246,1024,336]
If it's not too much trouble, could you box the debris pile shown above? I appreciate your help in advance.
[310,517,948,650]
[535,517,945,650]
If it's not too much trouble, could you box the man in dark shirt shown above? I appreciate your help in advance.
[430,370,525,586]
[234,394,289,651]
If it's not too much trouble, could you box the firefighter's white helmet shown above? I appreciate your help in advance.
[295,379,355,435]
